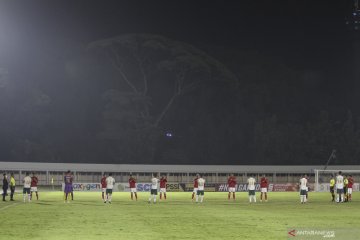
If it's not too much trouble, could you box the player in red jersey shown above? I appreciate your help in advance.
[347,175,354,201]
[191,174,200,201]
[260,174,268,202]
[159,175,167,200]
[227,174,236,200]
[129,174,137,201]
[101,173,107,201]
[30,172,39,200]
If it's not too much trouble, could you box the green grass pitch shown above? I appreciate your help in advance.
[1,192,359,240]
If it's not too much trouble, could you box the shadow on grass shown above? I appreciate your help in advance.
[34,202,53,206]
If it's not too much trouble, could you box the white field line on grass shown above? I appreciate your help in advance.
[0,203,19,212]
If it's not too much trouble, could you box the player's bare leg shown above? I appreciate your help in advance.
[30,192,33,201]
[102,192,105,201]
[192,192,195,201]
[71,192,74,201]
[232,192,235,200]
[228,192,231,200]
[35,191,38,200]
[131,192,133,200]
[164,193,167,200]
[134,192,138,201]
[260,192,263,202]
[265,192,267,202]
[160,193,162,200]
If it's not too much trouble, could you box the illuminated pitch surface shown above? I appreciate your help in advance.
[1,192,359,240]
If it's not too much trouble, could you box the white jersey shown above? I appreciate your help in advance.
[151,177,159,190]
[247,177,256,190]
[23,176,32,188]
[336,175,344,189]
[106,176,115,189]
[197,178,205,190]
[299,178,307,190]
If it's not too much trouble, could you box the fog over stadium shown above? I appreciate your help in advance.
[0,0,359,165]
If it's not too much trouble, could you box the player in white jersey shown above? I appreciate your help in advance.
[148,173,159,204]
[335,171,344,203]
[196,175,205,203]
[105,173,115,204]
[247,175,256,203]
[23,172,32,203]
[299,174,308,204]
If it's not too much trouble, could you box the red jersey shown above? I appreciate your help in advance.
[227,177,236,188]
[101,177,107,188]
[194,177,199,188]
[348,177,354,188]
[260,177,268,188]
[129,178,136,188]
[31,176,38,187]
[160,178,167,188]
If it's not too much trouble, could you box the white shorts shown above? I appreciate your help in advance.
[30,187,38,192]
[261,188,267,193]
[130,188,137,193]
[160,188,166,193]
[193,188,198,193]
[102,188,106,193]
[306,187,309,191]
[348,188,352,194]
[228,187,236,193]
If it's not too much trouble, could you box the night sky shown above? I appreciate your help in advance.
[0,0,359,164]
[0,1,353,67]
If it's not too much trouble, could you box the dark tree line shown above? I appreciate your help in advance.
[0,34,359,165]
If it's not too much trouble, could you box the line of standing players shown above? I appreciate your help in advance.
[2,172,39,202]
[100,173,172,204]
[5,171,354,204]
[329,171,354,203]
[98,173,269,204]
[65,171,357,204]
[225,174,269,203]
